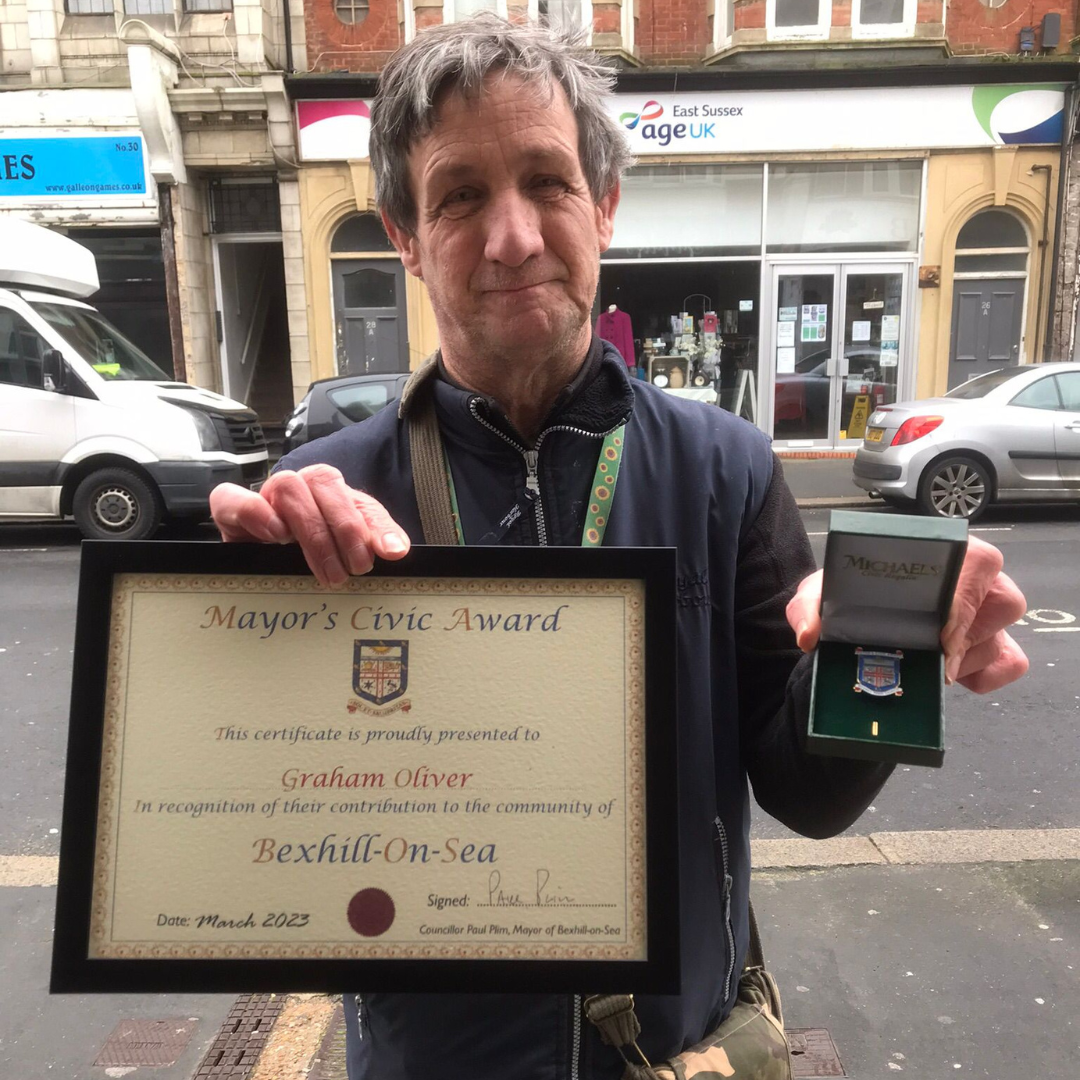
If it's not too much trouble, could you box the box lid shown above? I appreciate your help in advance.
[821,511,967,651]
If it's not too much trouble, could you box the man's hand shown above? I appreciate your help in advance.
[785,535,1029,694]
[210,465,411,587]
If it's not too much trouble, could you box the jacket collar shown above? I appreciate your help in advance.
[399,338,634,449]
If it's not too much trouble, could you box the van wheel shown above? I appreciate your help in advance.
[73,468,163,541]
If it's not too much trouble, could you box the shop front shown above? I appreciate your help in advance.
[0,89,170,373]
[606,82,1066,448]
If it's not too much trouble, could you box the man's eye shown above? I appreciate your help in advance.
[444,189,477,206]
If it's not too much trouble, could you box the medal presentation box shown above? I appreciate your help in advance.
[51,542,679,996]
[807,511,968,768]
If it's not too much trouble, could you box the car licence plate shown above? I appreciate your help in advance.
[865,427,884,443]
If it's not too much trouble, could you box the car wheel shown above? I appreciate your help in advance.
[72,468,163,541]
[917,456,991,522]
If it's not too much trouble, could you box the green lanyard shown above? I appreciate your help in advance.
[444,426,626,547]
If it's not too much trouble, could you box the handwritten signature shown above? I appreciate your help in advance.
[486,869,577,907]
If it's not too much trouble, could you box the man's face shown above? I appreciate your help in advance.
[384,73,619,366]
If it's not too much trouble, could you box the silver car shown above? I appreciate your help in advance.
[853,362,1080,521]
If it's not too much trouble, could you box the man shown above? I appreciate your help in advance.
[211,17,1028,1079]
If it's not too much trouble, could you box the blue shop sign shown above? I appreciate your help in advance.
[0,136,147,199]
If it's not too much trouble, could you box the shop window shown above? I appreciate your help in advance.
[335,0,369,23]
[954,210,1029,275]
[209,179,281,234]
[767,0,828,40]
[607,164,764,259]
[767,161,921,253]
[852,0,914,37]
[332,214,394,253]
[66,0,114,12]
[598,260,761,418]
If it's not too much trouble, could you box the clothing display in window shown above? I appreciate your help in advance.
[596,306,636,369]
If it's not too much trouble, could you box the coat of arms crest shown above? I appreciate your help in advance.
[853,647,904,697]
[353,640,409,708]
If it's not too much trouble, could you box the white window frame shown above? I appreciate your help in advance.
[444,0,508,22]
[713,0,734,49]
[851,0,916,38]
[766,0,829,41]
[621,0,633,53]
[526,0,593,42]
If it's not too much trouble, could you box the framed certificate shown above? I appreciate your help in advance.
[51,542,679,995]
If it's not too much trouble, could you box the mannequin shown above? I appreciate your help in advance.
[596,302,636,371]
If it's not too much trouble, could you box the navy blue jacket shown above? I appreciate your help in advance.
[278,342,891,1079]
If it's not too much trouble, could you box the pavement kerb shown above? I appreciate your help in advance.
[752,827,1080,869]
[794,496,878,509]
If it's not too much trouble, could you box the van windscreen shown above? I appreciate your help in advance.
[32,301,170,382]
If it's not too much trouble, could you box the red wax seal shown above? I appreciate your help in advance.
[347,888,395,937]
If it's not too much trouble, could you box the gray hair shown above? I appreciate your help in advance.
[370,14,632,233]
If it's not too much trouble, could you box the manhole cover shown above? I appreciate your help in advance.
[788,1028,846,1077]
[94,1018,197,1067]
[193,994,284,1080]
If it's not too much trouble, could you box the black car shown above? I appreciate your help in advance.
[282,372,410,455]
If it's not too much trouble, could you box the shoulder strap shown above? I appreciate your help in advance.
[403,355,458,546]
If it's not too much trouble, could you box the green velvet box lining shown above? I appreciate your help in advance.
[809,641,944,767]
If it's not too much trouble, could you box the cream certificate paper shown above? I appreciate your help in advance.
[92,574,646,962]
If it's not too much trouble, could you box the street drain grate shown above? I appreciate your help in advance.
[94,1018,197,1067]
[193,994,285,1080]
[788,1028,846,1077]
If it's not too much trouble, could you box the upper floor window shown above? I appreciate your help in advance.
[65,0,114,13]
[445,0,507,20]
[714,0,736,49]
[186,0,234,12]
[767,0,828,40]
[335,0,369,23]
[852,0,915,37]
[124,0,171,14]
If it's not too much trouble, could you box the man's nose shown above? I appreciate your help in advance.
[482,189,545,267]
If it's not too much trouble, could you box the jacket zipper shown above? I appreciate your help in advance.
[571,994,582,1080]
[714,815,737,1003]
[467,402,628,548]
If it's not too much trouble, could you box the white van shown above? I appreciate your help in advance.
[0,220,268,539]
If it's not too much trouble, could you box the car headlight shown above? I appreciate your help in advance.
[285,401,308,439]
[178,406,222,451]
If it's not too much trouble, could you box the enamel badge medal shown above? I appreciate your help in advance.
[853,647,904,697]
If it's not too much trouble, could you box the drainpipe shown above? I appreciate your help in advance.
[1044,83,1079,362]
[282,0,295,74]
[1030,163,1053,364]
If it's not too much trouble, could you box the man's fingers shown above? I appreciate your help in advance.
[302,465,379,576]
[210,483,291,544]
[264,469,349,587]
[354,491,412,561]
[785,570,823,653]
[941,537,1023,683]
[956,631,1029,694]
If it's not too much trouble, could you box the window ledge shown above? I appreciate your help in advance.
[706,36,949,68]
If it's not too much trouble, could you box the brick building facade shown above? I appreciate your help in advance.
[286,1,1076,448]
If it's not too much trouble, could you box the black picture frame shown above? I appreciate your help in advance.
[51,541,680,995]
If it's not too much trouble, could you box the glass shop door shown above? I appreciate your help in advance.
[771,263,909,446]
